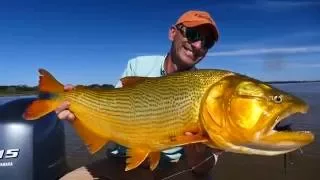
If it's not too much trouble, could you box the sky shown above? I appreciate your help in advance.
[0,0,319,86]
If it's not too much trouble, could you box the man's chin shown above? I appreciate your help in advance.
[179,55,195,65]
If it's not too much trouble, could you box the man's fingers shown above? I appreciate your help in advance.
[57,110,75,122]
[67,112,76,122]
[64,84,75,91]
[53,84,75,122]
[57,110,71,120]
[55,102,70,114]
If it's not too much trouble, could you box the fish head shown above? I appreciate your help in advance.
[201,74,315,156]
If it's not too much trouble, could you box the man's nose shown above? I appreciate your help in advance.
[191,40,203,50]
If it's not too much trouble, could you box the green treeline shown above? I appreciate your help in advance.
[0,84,114,96]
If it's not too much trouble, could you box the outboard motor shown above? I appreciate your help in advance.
[0,97,69,180]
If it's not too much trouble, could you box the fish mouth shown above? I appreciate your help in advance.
[250,103,315,155]
[271,103,309,132]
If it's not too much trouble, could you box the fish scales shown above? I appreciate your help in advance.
[59,70,232,148]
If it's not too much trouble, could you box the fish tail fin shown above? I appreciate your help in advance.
[23,68,65,120]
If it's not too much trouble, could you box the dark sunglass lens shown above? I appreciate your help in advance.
[183,26,215,49]
[186,28,200,41]
[205,39,215,49]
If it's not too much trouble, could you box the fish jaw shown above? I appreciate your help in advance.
[249,131,315,155]
[205,132,314,156]
[203,104,315,156]
[248,103,315,155]
[200,74,315,156]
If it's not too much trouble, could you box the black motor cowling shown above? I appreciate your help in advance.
[0,97,69,180]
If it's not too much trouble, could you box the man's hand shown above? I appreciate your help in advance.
[184,132,223,175]
[55,84,76,122]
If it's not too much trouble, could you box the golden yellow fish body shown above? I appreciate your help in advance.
[63,70,234,150]
[23,68,315,171]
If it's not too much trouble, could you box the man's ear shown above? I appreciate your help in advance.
[168,25,177,41]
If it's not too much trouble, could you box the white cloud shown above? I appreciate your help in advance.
[208,46,320,56]
[267,0,320,7]
[218,31,320,50]
[287,62,320,68]
[238,0,320,10]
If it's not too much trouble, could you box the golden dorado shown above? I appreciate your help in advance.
[23,68,314,171]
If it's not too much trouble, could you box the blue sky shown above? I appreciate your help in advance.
[0,0,319,86]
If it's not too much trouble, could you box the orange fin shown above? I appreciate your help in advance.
[72,118,108,154]
[149,152,160,171]
[125,149,150,171]
[120,76,152,88]
[167,133,209,146]
[23,99,60,120]
[38,68,64,93]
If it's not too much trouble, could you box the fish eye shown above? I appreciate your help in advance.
[273,95,283,103]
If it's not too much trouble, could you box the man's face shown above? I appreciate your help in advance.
[169,24,215,69]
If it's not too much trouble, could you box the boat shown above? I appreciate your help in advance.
[0,97,69,180]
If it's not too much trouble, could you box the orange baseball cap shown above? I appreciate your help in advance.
[175,10,219,41]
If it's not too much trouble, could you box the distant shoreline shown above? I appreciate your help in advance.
[0,93,37,97]
[1,81,320,97]
[0,84,114,97]
[267,80,320,84]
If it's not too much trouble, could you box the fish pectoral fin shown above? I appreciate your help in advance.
[149,152,160,171]
[168,133,209,146]
[72,118,107,154]
[125,148,150,171]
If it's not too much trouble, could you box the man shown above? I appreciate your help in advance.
[59,10,220,180]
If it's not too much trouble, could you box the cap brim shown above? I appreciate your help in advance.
[182,21,219,41]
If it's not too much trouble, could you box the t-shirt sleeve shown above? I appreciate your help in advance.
[115,58,137,88]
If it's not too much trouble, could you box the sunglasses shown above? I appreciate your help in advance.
[176,24,215,49]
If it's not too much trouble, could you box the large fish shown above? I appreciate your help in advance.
[23,68,314,171]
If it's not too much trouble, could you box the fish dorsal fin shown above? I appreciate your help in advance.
[120,76,152,88]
